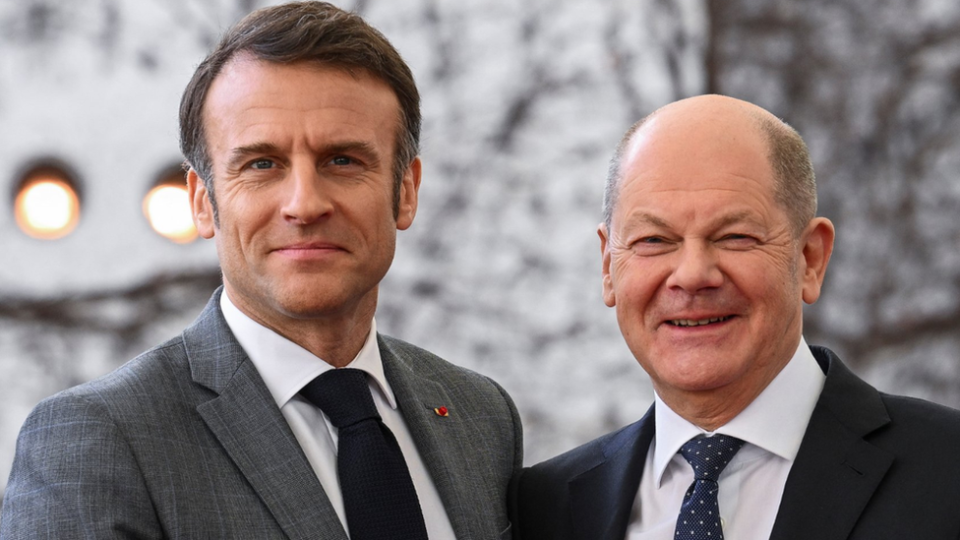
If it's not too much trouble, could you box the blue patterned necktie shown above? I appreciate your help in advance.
[674,434,745,540]
[301,368,429,540]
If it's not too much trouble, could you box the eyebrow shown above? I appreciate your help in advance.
[621,211,670,230]
[225,140,383,171]
[324,141,381,164]
[226,142,281,171]
[712,210,759,229]
[621,210,759,231]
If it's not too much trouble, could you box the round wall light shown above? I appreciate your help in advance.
[144,166,197,243]
[13,164,82,240]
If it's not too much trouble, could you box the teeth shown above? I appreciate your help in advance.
[670,316,729,327]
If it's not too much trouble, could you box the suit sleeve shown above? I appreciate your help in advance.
[488,378,524,539]
[1,393,163,539]
[491,378,524,477]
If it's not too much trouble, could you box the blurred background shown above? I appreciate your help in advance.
[2,0,960,504]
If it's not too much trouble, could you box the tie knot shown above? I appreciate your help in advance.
[300,368,380,429]
[679,434,745,482]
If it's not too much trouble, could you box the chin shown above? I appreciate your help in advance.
[273,295,349,319]
[650,354,743,391]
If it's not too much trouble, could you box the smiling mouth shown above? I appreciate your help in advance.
[667,316,733,327]
[274,242,344,253]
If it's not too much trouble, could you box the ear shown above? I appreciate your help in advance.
[187,168,216,239]
[799,217,835,304]
[599,222,616,307]
[396,157,421,231]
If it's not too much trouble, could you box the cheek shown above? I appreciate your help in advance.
[724,249,796,292]
[216,198,276,255]
[724,259,803,331]
[611,259,661,323]
[765,260,802,306]
[612,252,665,293]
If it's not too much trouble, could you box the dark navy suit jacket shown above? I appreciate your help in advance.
[512,347,960,539]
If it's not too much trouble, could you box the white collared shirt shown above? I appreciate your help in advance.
[627,338,826,539]
[220,292,456,540]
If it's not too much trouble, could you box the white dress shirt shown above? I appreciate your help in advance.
[627,338,826,540]
[220,292,456,540]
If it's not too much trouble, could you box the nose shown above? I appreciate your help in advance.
[665,241,724,293]
[281,162,333,225]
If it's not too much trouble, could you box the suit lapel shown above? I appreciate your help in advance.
[186,291,348,540]
[769,347,893,540]
[378,337,479,538]
[569,408,655,540]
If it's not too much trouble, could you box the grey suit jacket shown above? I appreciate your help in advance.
[1,290,522,539]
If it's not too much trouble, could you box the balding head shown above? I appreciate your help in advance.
[597,94,836,429]
[603,95,817,236]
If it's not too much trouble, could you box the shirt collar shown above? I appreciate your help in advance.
[651,336,825,487]
[219,291,397,410]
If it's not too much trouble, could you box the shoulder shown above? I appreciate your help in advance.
[1,337,190,537]
[380,333,524,529]
[378,333,515,404]
[60,333,191,406]
[378,332,523,461]
[802,348,960,532]
[874,391,960,452]
[512,415,653,540]
[880,389,960,423]
[814,345,960,467]
[378,333,482,380]
[814,345,960,439]
[21,332,197,440]
[524,413,652,486]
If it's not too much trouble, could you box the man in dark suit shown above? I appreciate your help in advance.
[513,95,960,539]
[1,3,520,539]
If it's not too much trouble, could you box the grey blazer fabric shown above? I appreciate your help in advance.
[1,289,522,539]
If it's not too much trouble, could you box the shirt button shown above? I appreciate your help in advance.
[721,517,726,528]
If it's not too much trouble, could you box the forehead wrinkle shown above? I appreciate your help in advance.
[617,207,765,234]
[627,169,774,191]
[621,211,669,229]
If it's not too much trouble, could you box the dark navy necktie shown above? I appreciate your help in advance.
[301,368,429,540]
[674,434,745,540]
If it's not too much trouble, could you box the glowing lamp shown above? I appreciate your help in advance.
[143,183,197,243]
[15,174,81,240]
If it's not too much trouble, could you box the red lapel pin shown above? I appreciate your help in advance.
[434,406,449,417]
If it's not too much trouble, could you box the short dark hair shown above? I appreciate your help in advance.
[179,1,421,222]
[603,110,817,235]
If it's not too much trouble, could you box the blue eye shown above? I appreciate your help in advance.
[251,159,274,170]
[331,156,353,166]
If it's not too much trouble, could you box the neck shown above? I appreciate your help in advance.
[657,385,762,432]
[225,288,378,368]
[283,309,375,368]
[655,363,790,432]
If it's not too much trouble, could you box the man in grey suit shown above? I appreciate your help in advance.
[1,3,521,539]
